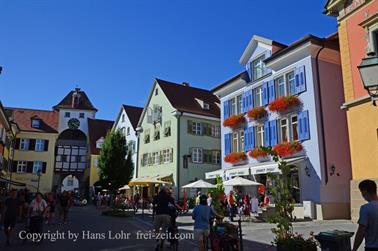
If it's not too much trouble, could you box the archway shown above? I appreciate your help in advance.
[61,175,79,192]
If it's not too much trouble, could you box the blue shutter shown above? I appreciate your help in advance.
[298,110,310,141]
[244,127,249,151]
[223,100,229,119]
[268,79,275,103]
[225,133,232,154]
[246,63,252,80]
[264,121,270,147]
[244,127,255,152]
[246,89,253,111]
[270,120,278,146]
[294,66,306,94]
[250,127,255,150]
[262,82,269,106]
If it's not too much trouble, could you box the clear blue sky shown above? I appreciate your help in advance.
[0,0,336,120]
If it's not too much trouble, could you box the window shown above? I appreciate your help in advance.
[164,121,171,137]
[192,148,203,163]
[142,153,148,166]
[275,76,286,97]
[253,86,263,107]
[236,95,243,114]
[212,151,221,164]
[31,119,41,128]
[64,112,70,118]
[239,130,245,151]
[152,152,159,165]
[79,113,85,119]
[203,103,210,110]
[251,55,266,81]
[33,161,43,174]
[144,129,150,143]
[121,114,125,122]
[192,122,202,135]
[291,115,299,141]
[96,137,104,149]
[20,138,30,151]
[153,126,160,140]
[127,140,136,154]
[17,161,27,173]
[232,132,238,152]
[127,127,130,136]
[211,125,220,138]
[35,139,45,151]
[279,118,289,142]
[255,125,264,147]
[287,71,295,95]
[155,88,158,95]
[163,149,170,163]
[229,98,236,116]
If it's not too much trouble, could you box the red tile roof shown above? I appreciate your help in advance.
[53,88,97,111]
[6,107,59,133]
[156,79,220,118]
[87,118,114,155]
[122,105,143,130]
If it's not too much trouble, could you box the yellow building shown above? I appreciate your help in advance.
[325,0,378,221]
[6,107,58,193]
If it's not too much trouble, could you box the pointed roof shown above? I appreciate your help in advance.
[156,78,220,118]
[53,88,97,111]
[87,118,114,155]
[122,105,143,130]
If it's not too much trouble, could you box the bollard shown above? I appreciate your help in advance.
[238,219,244,251]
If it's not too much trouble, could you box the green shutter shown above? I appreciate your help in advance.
[187,120,192,134]
[170,148,173,162]
[159,151,163,164]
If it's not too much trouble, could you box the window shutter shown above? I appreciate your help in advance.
[262,82,269,106]
[15,138,20,149]
[268,80,275,103]
[246,62,252,80]
[29,139,36,151]
[299,110,310,141]
[225,133,231,155]
[264,121,271,147]
[223,100,229,119]
[298,66,306,93]
[44,140,49,151]
[187,120,192,134]
[159,151,163,164]
[242,92,247,113]
[250,127,255,150]
[27,161,33,173]
[246,89,253,111]
[244,128,249,151]
[42,162,47,173]
[12,161,17,172]
[270,120,278,146]
[147,153,152,165]
[264,50,272,75]
[170,148,173,162]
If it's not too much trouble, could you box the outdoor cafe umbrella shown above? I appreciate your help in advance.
[128,176,171,186]
[118,185,131,191]
[223,176,261,187]
[182,179,216,189]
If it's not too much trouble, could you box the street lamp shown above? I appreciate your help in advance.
[358,53,378,106]
[36,169,42,192]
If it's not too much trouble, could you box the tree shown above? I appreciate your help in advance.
[97,129,133,193]
[209,176,225,216]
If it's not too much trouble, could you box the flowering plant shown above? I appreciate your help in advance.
[275,231,318,251]
[248,148,269,159]
[223,114,246,129]
[224,152,247,164]
[272,141,303,158]
[247,106,267,121]
[268,96,301,113]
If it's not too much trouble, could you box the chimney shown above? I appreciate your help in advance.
[182,82,190,87]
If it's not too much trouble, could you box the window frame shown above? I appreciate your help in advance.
[192,122,202,135]
[20,138,30,151]
[279,118,289,143]
[31,119,41,128]
[163,149,170,163]
[212,150,220,165]
[290,114,299,141]
[251,55,266,81]
[152,152,159,165]
[64,112,70,118]
[35,139,45,152]
[255,125,264,147]
[17,161,27,173]
[33,161,43,174]
[191,148,203,164]
[253,86,263,107]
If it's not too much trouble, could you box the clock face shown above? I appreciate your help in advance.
[68,118,80,129]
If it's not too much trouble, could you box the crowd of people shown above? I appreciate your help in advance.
[0,188,74,246]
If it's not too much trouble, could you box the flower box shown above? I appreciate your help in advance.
[268,96,301,113]
[273,141,304,158]
[247,106,268,121]
[223,114,246,129]
[248,148,269,162]
[224,152,247,164]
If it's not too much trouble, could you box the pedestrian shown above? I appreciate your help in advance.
[251,195,259,214]
[96,192,102,208]
[207,192,213,207]
[59,191,70,224]
[228,191,236,221]
[3,189,20,246]
[195,191,201,206]
[28,192,48,242]
[352,179,378,251]
[46,192,56,224]
[192,194,223,251]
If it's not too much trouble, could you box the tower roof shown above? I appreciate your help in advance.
[53,88,97,111]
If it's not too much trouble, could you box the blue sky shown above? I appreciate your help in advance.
[0,0,336,120]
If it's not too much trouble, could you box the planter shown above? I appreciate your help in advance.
[247,106,268,121]
[268,96,301,113]
[248,148,270,162]
[273,141,304,158]
[223,114,246,129]
[224,152,248,165]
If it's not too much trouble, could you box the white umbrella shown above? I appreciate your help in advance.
[182,179,216,189]
[223,176,261,187]
[118,185,131,191]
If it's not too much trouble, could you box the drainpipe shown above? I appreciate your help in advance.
[174,111,183,200]
[314,41,328,185]
[8,125,17,191]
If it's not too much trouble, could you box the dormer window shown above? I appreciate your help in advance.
[203,103,210,110]
[96,137,105,149]
[31,119,41,128]
[251,55,267,81]
[195,98,210,110]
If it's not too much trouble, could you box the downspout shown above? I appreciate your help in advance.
[175,111,183,200]
[314,41,328,184]
[8,125,17,190]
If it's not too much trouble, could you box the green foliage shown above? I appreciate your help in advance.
[97,129,134,193]
[209,176,225,216]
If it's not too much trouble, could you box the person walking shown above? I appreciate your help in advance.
[195,191,201,206]
[28,192,48,242]
[207,193,213,207]
[352,179,378,251]
[46,192,56,224]
[59,191,70,224]
[227,191,236,221]
[3,189,20,246]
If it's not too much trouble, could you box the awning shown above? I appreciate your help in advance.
[225,165,250,177]
[205,169,224,179]
[128,174,173,187]
[250,156,307,175]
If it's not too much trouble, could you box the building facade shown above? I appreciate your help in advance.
[208,34,352,220]
[325,0,378,221]
[113,104,143,179]
[137,79,221,199]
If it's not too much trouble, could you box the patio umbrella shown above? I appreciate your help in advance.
[223,176,261,187]
[118,185,131,191]
[128,176,171,186]
[182,179,216,189]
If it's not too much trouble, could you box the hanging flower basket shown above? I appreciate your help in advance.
[248,148,269,161]
[273,141,304,158]
[223,114,246,129]
[247,106,268,121]
[268,96,301,113]
[224,152,247,164]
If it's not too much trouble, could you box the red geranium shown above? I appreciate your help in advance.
[272,141,303,158]
[248,148,269,159]
[223,114,246,129]
[247,106,267,121]
[224,152,247,164]
[268,96,301,113]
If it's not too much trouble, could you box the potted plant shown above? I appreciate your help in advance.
[223,114,246,129]
[248,148,269,161]
[247,106,268,121]
[272,141,304,158]
[224,151,247,165]
[268,96,301,113]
